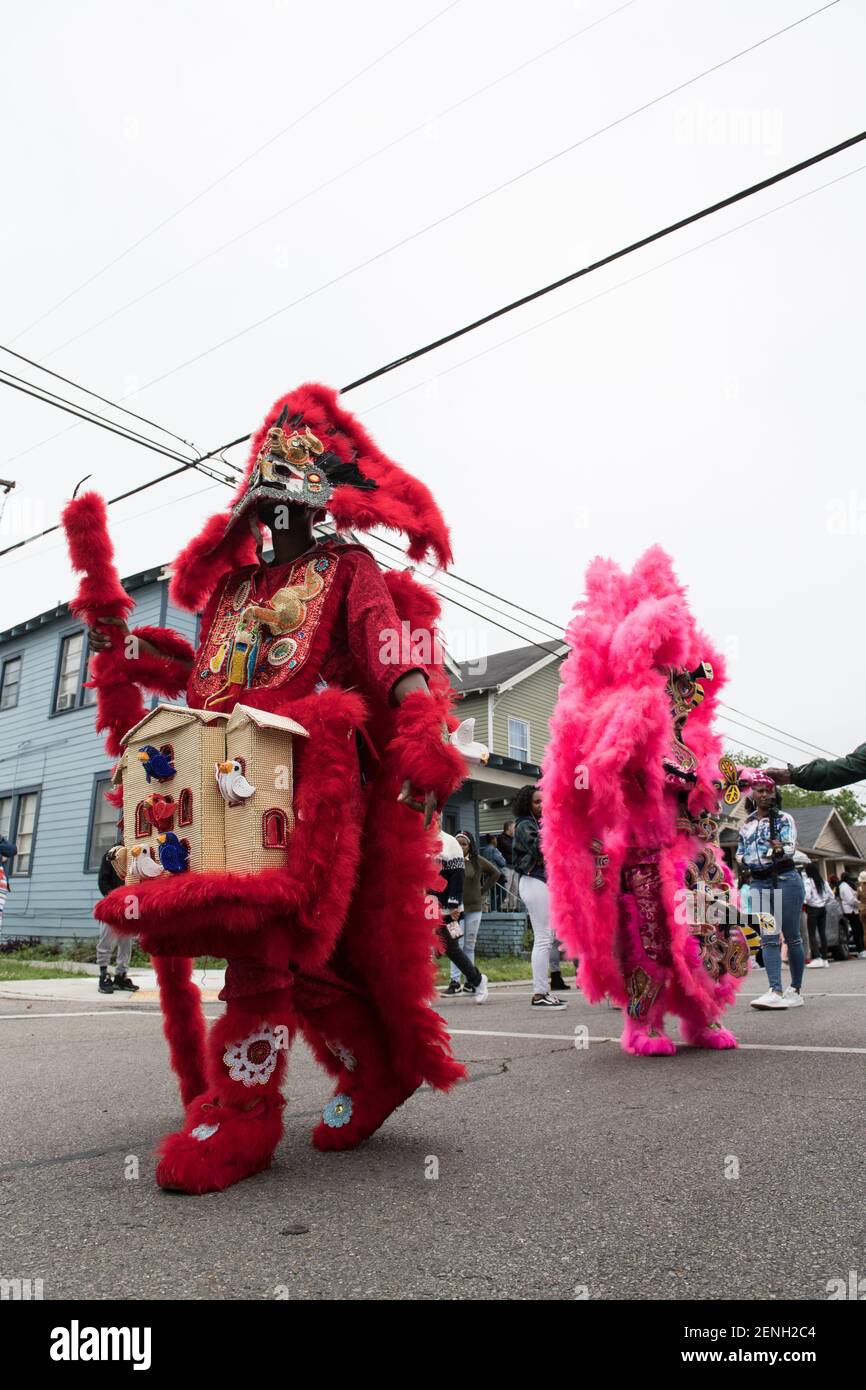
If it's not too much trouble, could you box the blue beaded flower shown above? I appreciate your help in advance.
[315,557,329,573]
[323,1093,353,1129]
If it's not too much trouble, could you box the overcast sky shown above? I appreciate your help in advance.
[2,0,864,770]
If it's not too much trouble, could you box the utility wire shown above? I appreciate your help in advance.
[0,344,198,451]
[719,704,841,759]
[10,0,464,344]
[41,0,641,361]
[0,373,236,490]
[133,3,846,400]
[5,3,845,471]
[0,372,201,469]
[3,125,864,559]
[0,367,199,468]
[361,158,866,418]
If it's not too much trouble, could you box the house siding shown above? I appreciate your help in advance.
[0,575,199,939]
[491,661,561,762]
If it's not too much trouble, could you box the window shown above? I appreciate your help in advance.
[87,777,120,871]
[0,790,41,876]
[507,717,530,763]
[178,789,193,826]
[135,802,150,838]
[54,632,89,713]
[262,808,288,849]
[0,657,21,710]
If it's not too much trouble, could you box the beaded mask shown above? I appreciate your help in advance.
[226,405,377,535]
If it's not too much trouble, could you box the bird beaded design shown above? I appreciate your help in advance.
[157,832,190,874]
[137,745,177,784]
[215,759,257,808]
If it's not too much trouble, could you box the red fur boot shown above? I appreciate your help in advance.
[156,985,294,1194]
[299,993,422,1152]
[155,1092,286,1194]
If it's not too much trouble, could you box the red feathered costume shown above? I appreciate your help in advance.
[64,384,467,1193]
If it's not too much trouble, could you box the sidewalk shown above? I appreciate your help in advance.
[0,967,226,1005]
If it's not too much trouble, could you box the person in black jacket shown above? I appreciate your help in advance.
[96,845,139,994]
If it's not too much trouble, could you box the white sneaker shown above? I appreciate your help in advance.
[858,951,866,960]
[474,973,489,1005]
[806,958,828,969]
[750,990,789,1010]
[531,992,566,1008]
[783,987,805,1007]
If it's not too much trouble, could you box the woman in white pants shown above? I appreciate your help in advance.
[512,785,565,1009]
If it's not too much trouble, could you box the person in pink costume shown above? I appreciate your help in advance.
[542,547,749,1056]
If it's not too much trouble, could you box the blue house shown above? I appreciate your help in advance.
[0,554,558,954]
[0,566,197,942]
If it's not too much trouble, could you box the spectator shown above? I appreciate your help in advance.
[512,784,565,1009]
[838,872,866,958]
[499,821,515,865]
[858,872,866,952]
[736,773,805,1010]
[803,862,833,969]
[432,830,488,1004]
[96,846,139,994]
[481,834,507,872]
[0,836,15,937]
[482,834,509,911]
[445,832,501,995]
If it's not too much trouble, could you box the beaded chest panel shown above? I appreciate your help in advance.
[190,550,340,707]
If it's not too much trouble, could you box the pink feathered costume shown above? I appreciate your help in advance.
[543,547,748,1055]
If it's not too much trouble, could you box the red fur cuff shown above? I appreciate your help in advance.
[389,689,466,806]
[125,626,194,697]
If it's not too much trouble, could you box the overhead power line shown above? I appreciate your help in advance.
[10,0,464,344]
[131,2,846,400]
[0,344,198,451]
[0,371,236,490]
[6,3,844,471]
[3,124,864,562]
[41,0,641,361]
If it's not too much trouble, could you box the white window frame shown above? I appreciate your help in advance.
[507,716,530,763]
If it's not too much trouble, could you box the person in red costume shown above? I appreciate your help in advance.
[65,383,468,1194]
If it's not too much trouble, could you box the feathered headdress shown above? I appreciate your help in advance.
[170,383,451,612]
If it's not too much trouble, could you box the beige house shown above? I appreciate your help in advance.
[115,703,307,877]
[443,641,567,840]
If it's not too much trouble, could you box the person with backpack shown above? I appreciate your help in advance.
[96,845,140,994]
[442,832,501,995]
[433,830,489,1004]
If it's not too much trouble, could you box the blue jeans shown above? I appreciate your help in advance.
[752,870,805,992]
[451,910,482,981]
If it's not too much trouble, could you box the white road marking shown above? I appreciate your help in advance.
[0,1010,157,1020]
[446,1028,866,1055]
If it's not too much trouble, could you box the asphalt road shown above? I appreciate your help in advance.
[1,964,864,1301]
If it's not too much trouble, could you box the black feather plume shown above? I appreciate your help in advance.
[318,450,378,491]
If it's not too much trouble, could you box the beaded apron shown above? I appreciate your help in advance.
[190,550,340,708]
